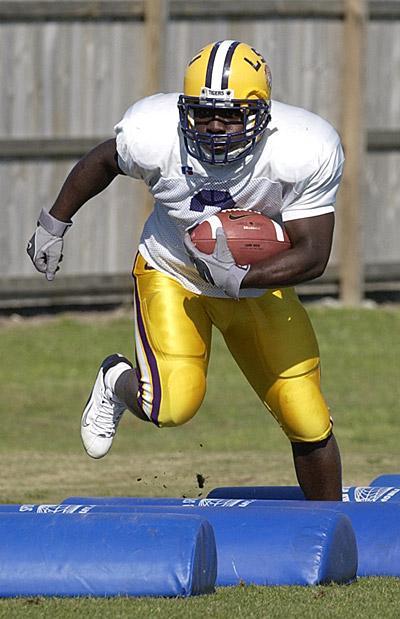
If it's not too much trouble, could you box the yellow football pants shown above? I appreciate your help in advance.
[133,254,332,442]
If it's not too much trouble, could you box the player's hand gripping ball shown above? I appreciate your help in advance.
[190,210,291,266]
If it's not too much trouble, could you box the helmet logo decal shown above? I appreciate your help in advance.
[244,47,267,73]
[188,54,202,67]
[244,57,262,72]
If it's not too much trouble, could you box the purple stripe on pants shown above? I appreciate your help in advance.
[133,277,162,425]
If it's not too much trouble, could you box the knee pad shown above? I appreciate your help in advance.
[268,364,332,443]
[159,364,207,427]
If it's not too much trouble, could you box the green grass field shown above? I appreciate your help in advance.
[1,305,400,617]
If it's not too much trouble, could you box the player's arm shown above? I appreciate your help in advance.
[27,138,123,280]
[184,212,334,298]
[49,138,123,222]
[242,212,334,289]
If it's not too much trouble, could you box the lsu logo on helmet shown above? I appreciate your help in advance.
[178,40,272,165]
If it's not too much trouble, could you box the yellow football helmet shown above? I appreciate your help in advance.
[178,40,272,165]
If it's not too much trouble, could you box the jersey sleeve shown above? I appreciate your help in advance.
[281,138,344,222]
[114,105,144,179]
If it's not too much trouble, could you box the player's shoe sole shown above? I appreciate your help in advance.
[81,353,133,459]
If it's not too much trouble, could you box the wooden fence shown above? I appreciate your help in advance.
[0,0,399,309]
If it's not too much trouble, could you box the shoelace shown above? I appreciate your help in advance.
[93,390,126,437]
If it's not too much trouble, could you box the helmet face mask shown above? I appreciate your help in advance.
[178,96,270,165]
[178,41,272,165]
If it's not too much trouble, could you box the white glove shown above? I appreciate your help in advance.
[184,227,250,299]
[27,209,72,281]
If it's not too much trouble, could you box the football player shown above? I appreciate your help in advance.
[27,41,344,500]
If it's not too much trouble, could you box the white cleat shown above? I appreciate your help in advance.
[81,354,132,459]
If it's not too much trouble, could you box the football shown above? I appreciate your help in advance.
[190,210,291,266]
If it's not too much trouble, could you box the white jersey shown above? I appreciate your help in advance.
[115,93,344,298]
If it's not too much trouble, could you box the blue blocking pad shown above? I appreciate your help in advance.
[207,485,400,502]
[63,496,216,505]
[208,486,306,500]
[0,512,216,597]
[60,493,400,579]
[369,474,400,487]
[8,502,357,587]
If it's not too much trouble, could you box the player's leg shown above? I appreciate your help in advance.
[131,255,212,428]
[114,368,147,421]
[213,288,342,500]
[291,433,342,500]
[81,254,212,458]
